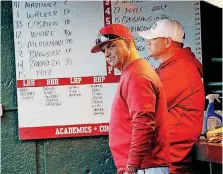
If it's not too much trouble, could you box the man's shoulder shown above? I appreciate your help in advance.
[124,66,160,86]
[125,59,157,77]
[160,58,196,74]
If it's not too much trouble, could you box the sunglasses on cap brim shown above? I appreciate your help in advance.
[95,34,125,45]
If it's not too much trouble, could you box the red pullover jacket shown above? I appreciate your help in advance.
[109,58,171,174]
[156,48,205,172]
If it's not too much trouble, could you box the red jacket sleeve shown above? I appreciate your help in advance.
[122,73,157,167]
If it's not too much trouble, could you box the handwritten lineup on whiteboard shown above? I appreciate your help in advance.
[14,1,70,79]
[12,1,202,140]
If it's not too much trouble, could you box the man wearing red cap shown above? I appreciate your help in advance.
[139,19,205,174]
[91,24,170,174]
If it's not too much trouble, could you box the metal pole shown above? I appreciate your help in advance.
[209,162,212,174]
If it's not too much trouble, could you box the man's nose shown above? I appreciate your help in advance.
[105,49,111,58]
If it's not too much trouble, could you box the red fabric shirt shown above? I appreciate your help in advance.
[109,58,171,174]
[156,48,205,167]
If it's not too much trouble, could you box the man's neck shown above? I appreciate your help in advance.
[122,50,141,70]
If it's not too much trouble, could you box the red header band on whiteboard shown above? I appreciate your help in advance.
[19,123,109,140]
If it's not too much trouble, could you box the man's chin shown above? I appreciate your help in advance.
[109,63,117,69]
[108,62,121,70]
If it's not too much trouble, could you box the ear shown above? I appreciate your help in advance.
[166,37,172,48]
[125,38,132,49]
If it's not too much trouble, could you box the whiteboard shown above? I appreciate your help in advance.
[12,1,202,140]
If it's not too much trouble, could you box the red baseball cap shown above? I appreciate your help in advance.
[91,24,134,53]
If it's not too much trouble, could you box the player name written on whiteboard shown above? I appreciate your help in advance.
[27,21,59,29]
[23,2,57,8]
[27,39,72,48]
[19,88,36,100]
[91,84,105,116]
[26,11,58,19]
[43,87,62,106]
[69,86,81,97]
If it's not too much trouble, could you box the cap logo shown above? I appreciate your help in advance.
[151,22,157,30]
